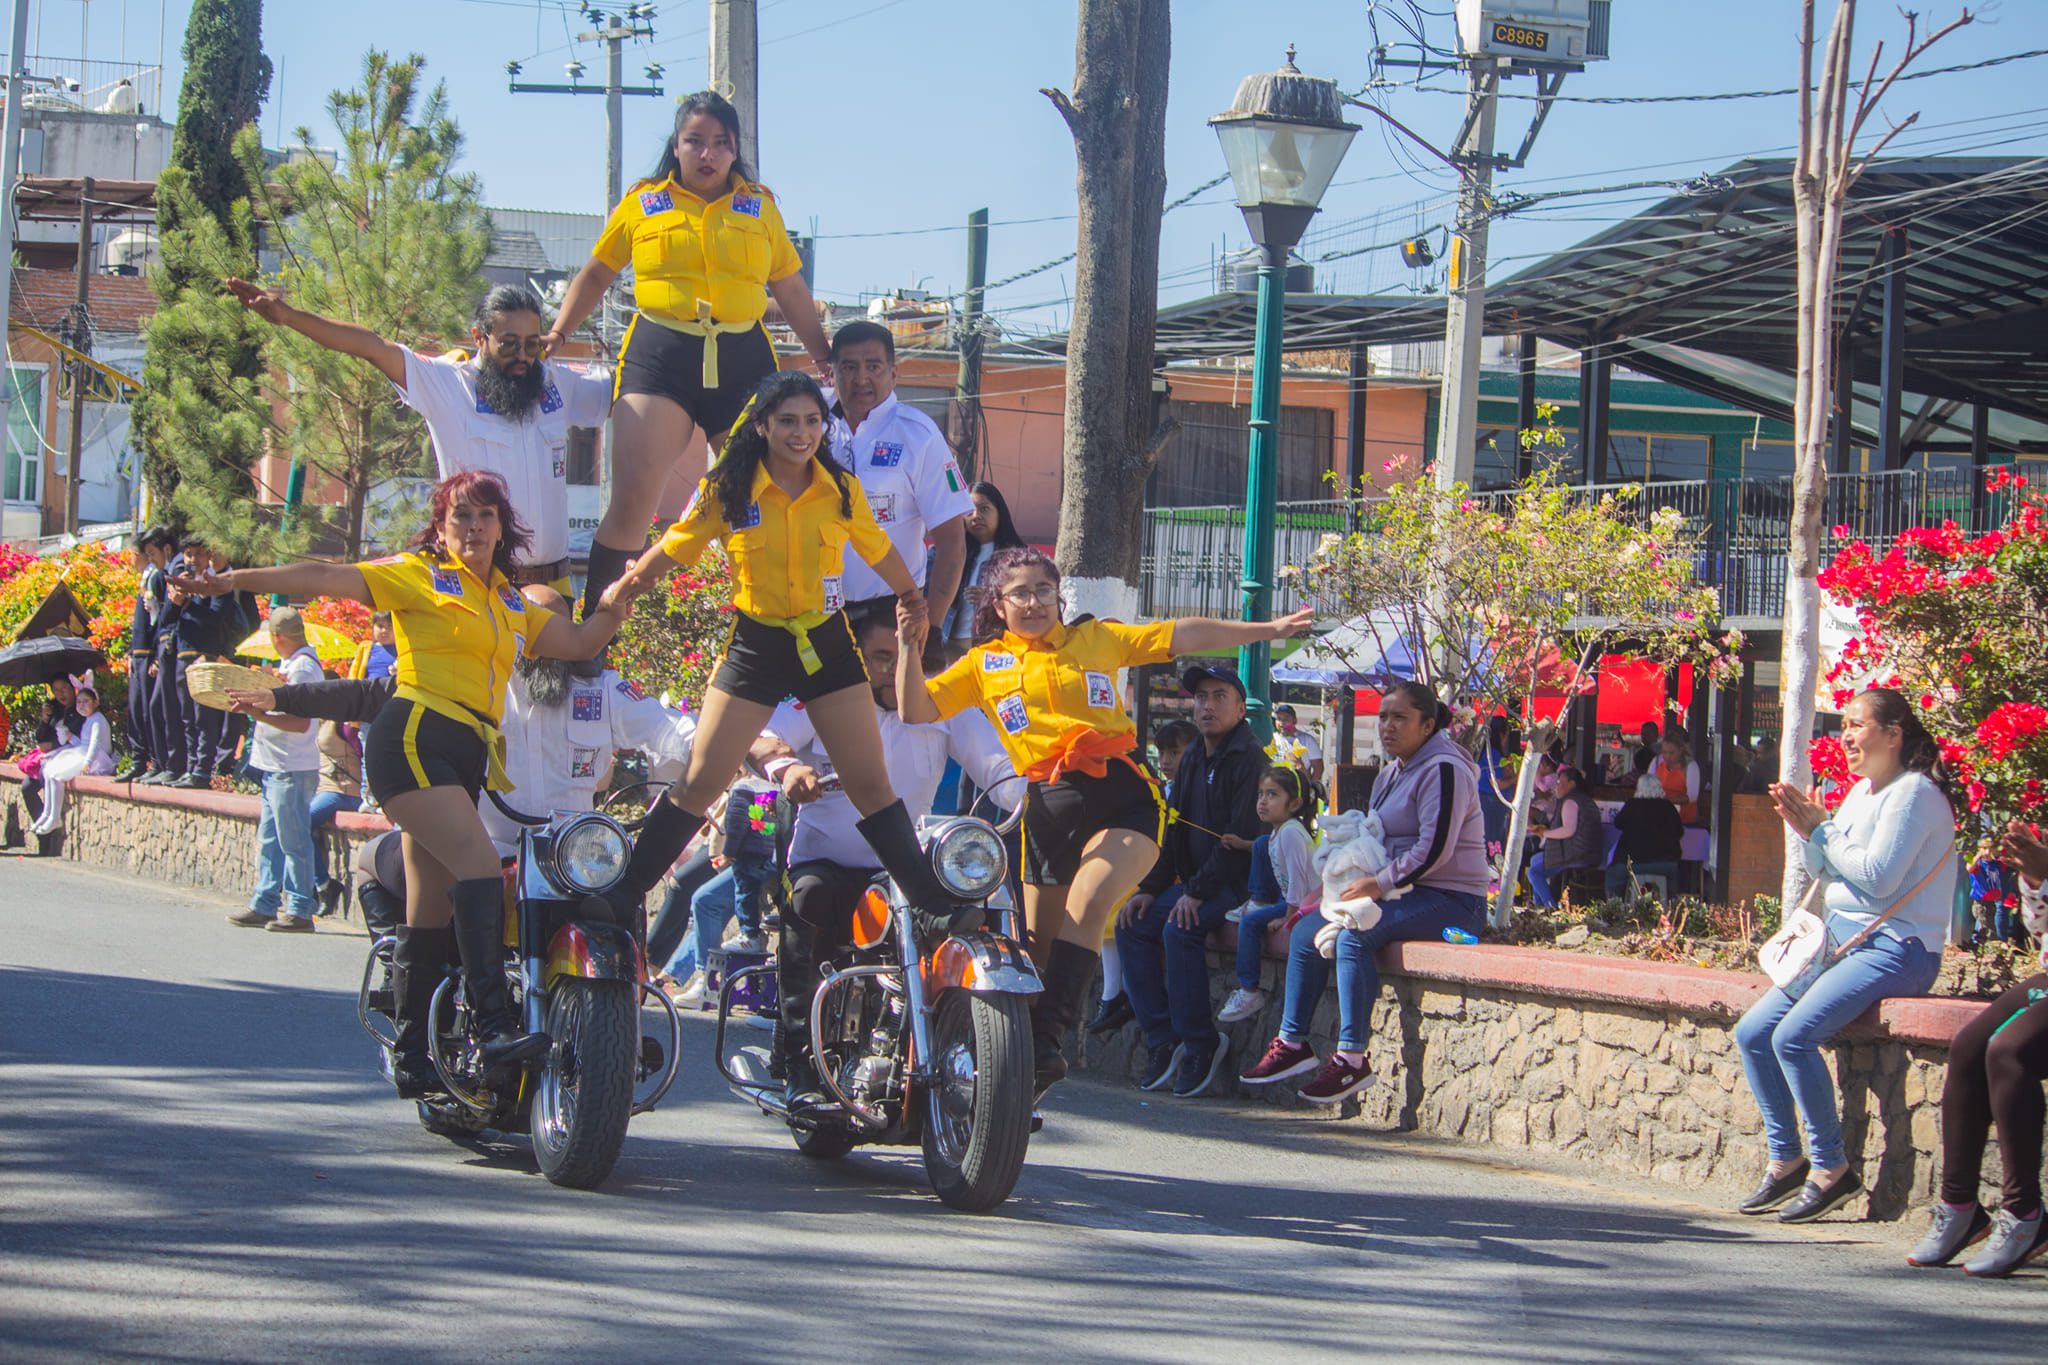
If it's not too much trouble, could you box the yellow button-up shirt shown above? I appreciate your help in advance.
[925,618,1179,772]
[592,176,803,327]
[657,461,895,620]
[355,551,554,725]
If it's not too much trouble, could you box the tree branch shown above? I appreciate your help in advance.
[1041,87,1082,139]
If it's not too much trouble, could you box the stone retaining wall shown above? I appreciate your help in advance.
[1,762,389,909]
[1082,940,1987,1221]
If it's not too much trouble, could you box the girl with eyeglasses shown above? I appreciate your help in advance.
[895,545,1311,1100]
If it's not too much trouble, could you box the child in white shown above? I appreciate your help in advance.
[1312,807,1406,957]
[1218,763,1321,1023]
[33,685,116,835]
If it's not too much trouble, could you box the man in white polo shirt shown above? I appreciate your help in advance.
[824,319,972,637]
[225,608,328,934]
[225,279,612,590]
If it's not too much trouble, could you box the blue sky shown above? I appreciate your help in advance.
[32,0,2048,335]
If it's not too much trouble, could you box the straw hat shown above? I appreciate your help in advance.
[185,661,282,711]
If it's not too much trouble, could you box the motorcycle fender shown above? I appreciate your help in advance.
[544,920,644,988]
[925,932,1043,996]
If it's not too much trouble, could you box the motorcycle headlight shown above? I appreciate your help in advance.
[929,818,1007,901]
[552,814,630,894]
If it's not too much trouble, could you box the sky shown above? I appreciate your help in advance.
[22,0,2048,337]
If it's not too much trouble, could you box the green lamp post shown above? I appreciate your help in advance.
[1209,48,1356,740]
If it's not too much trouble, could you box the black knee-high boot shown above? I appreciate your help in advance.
[775,917,826,1107]
[390,924,457,1099]
[606,797,704,922]
[1031,939,1100,1096]
[854,800,980,937]
[448,878,549,1069]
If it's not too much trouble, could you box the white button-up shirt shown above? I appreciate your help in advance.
[400,352,614,567]
[824,391,973,603]
[765,698,1016,871]
[482,667,697,851]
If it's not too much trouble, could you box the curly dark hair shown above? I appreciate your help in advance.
[707,371,853,527]
[970,546,1060,641]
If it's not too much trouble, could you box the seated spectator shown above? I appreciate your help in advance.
[1604,771,1684,899]
[1656,733,1703,824]
[1217,762,1321,1023]
[15,700,68,826]
[30,686,115,837]
[310,719,364,916]
[1091,716,1205,1036]
[1527,765,1600,909]
[659,780,779,1008]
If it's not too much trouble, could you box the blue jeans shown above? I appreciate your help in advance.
[1527,849,1585,909]
[251,768,319,919]
[1734,931,1942,1170]
[1116,883,1239,1053]
[308,790,361,889]
[1280,885,1487,1051]
[662,859,772,980]
[649,845,718,974]
[1234,902,1288,989]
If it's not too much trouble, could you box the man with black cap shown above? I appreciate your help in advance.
[1115,663,1267,1098]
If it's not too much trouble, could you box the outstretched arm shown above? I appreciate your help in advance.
[531,600,628,662]
[225,278,406,387]
[171,562,372,605]
[542,259,620,354]
[1170,608,1315,655]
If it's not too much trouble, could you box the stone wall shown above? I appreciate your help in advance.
[1083,939,1986,1221]
[1,763,389,909]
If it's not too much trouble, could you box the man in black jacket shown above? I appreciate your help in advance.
[1114,664,1267,1099]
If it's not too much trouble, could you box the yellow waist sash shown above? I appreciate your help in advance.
[745,609,834,675]
[395,684,513,793]
[640,300,763,388]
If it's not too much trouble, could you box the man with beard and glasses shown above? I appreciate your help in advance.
[224,279,613,591]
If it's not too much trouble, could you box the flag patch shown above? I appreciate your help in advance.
[732,501,763,530]
[430,568,464,597]
[731,192,762,218]
[573,692,603,721]
[869,442,904,468]
[639,187,675,215]
[995,694,1030,735]
[498,585,524,612]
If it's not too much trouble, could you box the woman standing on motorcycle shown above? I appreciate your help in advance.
[174,470,632,1096]
[895,546,1311,1096]
[597,369,972,935]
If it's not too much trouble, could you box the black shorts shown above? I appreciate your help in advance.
[1022,758,1165,886]
[711,610,868,707]
[364,696,488,805]
[615,313,777,435]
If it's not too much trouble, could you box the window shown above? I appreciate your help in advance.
[566,427,599,486]
[1742,439,1795,479]
[1150,399,1337,506]
[4,364,44,504]
[1472,427,1518,489]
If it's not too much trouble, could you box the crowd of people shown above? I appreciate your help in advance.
[11,86,2047,1278]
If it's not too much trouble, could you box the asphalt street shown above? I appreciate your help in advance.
[2,854,2042,1362]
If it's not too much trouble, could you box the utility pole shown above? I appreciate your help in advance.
[709,0,759,175]
[62,176,92,536]
[951,207,988,480]
[0,0,35,461]
[1432,58,1499,491]
[505,5,663,215]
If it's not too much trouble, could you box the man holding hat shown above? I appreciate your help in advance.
[1114,663,1267,1098]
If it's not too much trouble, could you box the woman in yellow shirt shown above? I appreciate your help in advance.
[897,546,1311,1098]
[175,470,629,1097]
[548,91,834,629]
[599,370,973,933]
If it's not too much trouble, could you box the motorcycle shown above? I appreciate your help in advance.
[717,779,1040,1213]
[357,791,684,1189]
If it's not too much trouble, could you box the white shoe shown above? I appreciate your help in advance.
[670,971,710,1010]
[1217,987,1267,1023]
[724,929,768,955]
[1223,905,1244,923]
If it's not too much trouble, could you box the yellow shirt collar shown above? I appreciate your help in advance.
[654,174,761,209]
[749,459,836,505]
[1003,621,1068,654]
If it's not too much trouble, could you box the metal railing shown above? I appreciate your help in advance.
[1139,463,2046,623]
[10,58,164,119]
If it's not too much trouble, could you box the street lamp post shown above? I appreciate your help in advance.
[1210,48,1356,740]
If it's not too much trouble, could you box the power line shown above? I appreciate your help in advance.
[1418,45,2048,106]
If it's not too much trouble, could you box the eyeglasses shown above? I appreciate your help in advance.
[490,336,545,357]
[999,585,1060,607]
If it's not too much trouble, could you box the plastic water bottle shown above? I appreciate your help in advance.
[1442,926,1479,946]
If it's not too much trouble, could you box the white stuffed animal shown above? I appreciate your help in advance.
[1311,809,1405,958]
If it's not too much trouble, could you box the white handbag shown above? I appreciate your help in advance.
[1759,847,1952,1000]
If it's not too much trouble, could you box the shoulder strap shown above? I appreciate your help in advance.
[1835,842,1955,956]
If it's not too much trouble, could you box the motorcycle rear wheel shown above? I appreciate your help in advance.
[531,978,637,1189]
[920,990,1033,1212]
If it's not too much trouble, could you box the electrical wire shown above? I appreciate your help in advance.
[1443,45,2048,105]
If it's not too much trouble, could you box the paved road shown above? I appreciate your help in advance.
[2,854,2042,1362]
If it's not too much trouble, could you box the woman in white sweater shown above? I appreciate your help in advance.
[1736,688,1956,1224]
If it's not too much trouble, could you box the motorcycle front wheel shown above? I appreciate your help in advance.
[920,989,1033,1212]
[531,978,637,1189]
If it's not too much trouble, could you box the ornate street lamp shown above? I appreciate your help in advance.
[1210,48,1356,737]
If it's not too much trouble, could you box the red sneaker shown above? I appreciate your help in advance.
[1239,1037,1318,1085]
[1298,1053,1373,1104]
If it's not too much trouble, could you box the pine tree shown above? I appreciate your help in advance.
[132,0,276,549]
[253,51,489,559]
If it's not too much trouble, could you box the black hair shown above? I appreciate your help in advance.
[1558,765,1586,788]
[1383,679,1453,737]
[1154,719,1199,755]
[473,284,546,333]
[646,91,753,189]
[76,686,98,704]
[830,319,895,363]
[179,529,206,551]
[1631,746,1655,775]
[1639,721,1661,742]
[141,523,172,549]
[1852,687,1957,805]
[1260,761,1322,831]
[708,371,851,527]
[969,480,1027,550]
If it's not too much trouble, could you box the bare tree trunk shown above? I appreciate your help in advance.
[1043,0,1175,620]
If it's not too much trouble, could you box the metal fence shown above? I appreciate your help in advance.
[1139,463,2044,624]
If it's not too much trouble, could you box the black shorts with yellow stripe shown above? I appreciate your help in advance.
[712,609,868,707]
[615,313,777,435]
[1021,758,1165,887]
[364,696,488,805]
